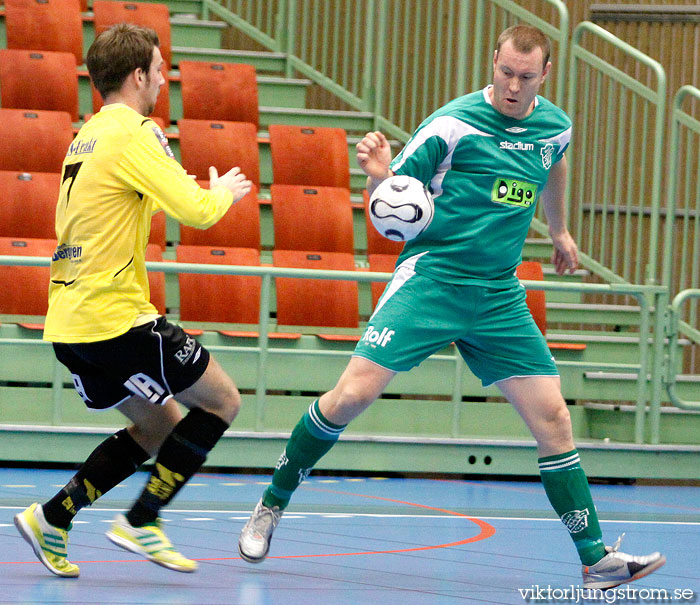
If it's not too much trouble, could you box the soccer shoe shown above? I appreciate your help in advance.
[582,534,666,589]
[238,498,283,563]
[14,503,80,578]
[105,514,197,573]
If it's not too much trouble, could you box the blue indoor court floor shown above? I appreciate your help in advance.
[0,467,697,604]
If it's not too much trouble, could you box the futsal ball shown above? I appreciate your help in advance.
[368,175,434,242]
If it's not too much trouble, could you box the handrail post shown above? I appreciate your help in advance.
[51,356,64,426]
[360,0,376,113]
[284,0,296,79]
[254,274,273,431]
[274,0,287,54]
[451,353,465,438]
[648,289,669,444]
[371,0,388,130]
[632,292,650,444]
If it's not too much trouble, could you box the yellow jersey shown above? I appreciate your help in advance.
[44,103,234,343]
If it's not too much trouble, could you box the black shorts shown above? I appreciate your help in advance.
[53,317,210,410]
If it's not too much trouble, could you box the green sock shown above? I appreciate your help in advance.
[263,400,346,510]
[539,449,606,565]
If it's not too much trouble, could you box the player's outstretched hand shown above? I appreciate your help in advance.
[356,131,393,182]
[209,166,252,203]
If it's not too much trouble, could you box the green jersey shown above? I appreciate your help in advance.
[390,86,571,286]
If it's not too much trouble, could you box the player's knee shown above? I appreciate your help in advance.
[540,402,573,442]
[195,379,241,425]
[334,381,378,412]
[215,381,241,423]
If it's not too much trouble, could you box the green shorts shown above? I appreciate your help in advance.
[353,265,558,387]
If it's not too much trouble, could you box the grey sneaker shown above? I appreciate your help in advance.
[582,534,665,589]
[238,498,283,563]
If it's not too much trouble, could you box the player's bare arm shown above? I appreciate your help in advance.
[356,131,394,195]
[209,166,253,203]
[540,154,578,275]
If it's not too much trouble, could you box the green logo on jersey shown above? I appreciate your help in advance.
[491,178,538,208]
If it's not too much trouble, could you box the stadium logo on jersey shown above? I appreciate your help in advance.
[505,126,528,134]
[491,178,537,208]
[361,325,395,347]
[151,126,175,159]
[541,143,555,169]
[499,140,534,151]
[561,508,590,534]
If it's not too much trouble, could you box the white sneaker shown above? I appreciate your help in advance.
[582,534,666,589]
[238,498,283,563]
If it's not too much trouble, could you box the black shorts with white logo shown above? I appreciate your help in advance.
[53,317,210,410]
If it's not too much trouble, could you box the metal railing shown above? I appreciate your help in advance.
[666,289,700,413]
[565,22,667,286]
[662,86,700,325]
[0,254,668,444]
[203,0,568,142]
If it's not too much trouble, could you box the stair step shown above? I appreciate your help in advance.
[172,47,287,73]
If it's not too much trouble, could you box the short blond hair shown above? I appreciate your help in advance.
[496,25,550,70]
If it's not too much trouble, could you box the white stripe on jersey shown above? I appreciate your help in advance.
[370,252,428,319]
[392,116,493,198]
[538,126,572,156]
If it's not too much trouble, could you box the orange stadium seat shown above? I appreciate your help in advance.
[362,190,405,256]
[0,109,74,173]
[271,185,354,254]
[179,61,259,128]
[149,210,167,250]
[0,50,80,121]
[0,237,56,324]
[272,250,358,328]
[176,245,261,325]
[92,1,172,69]
[516,261,547,336]
[515,260,587,352]
[91,75,171,127]
[368,253,398,308]
[179,181,260,249]
[269,124,350,189]
[83,112,167,131]
[5,0,84,65]
[0,171,60,240]
[145,243,166,314]
[178,119,260,188]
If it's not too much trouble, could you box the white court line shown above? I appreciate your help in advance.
[0,505,698,525]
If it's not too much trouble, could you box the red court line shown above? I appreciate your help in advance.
[3,488,495,566]
[246,485,497,561]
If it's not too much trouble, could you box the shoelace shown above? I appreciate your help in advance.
[252,507,278,534]
[609,533,625,553]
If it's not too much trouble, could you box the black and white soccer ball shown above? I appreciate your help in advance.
[368,175,434,242]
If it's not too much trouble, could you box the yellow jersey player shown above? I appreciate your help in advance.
[15,23,252,576]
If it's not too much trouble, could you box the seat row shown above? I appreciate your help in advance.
[0,237,393,329]
[0,170,403,256]
[5,0,173,66]
[0,48,261,127]
[0,236,562,347]
[0,108,353,187]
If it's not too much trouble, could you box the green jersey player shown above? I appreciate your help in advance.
[239,24,665,589]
